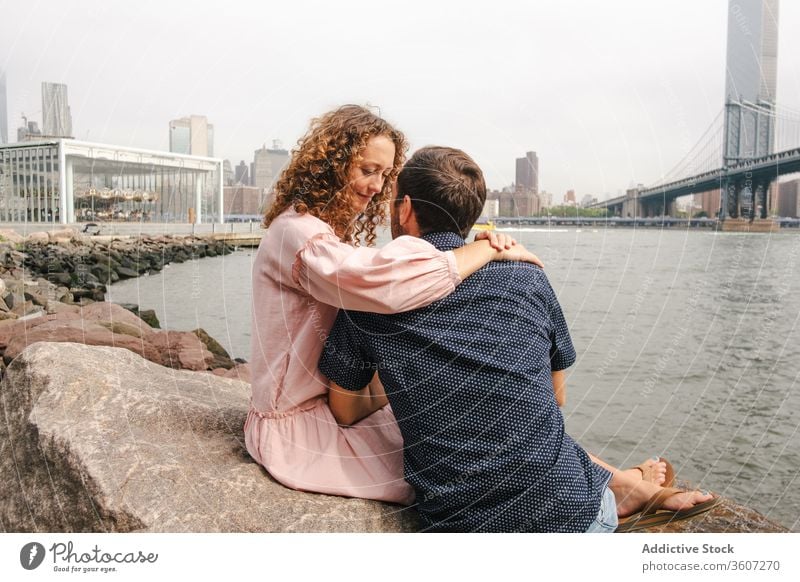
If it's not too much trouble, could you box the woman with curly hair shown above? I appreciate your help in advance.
[244,105,540,504]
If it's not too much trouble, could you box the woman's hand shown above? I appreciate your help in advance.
[453,234,543,280]
[475,231,543,268]
[475,230,516,251]
[496,243,544,268]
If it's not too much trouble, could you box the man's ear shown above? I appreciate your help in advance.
[399,195,413,226]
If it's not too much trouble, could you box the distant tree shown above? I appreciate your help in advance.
[540,206,609,218]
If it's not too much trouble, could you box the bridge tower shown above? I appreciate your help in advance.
[721,0,779,220]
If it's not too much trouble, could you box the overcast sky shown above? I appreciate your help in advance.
[2,0,799,200]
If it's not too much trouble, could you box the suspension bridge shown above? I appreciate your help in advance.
[588,0,798,231]
[590,101,800,230]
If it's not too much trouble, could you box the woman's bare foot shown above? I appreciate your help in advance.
[623,457,667,485]
[609,467,714,518]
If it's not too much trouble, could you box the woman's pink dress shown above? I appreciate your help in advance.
[244,208,461,504]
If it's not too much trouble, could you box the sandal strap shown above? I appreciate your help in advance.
[641,487,682,516]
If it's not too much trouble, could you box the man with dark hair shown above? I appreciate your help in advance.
[318,146,718,532]
[393,146,486,239]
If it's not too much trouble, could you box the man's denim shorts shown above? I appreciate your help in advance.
[585,486,618,533]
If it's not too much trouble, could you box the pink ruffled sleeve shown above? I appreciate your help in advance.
[292,233,461,313]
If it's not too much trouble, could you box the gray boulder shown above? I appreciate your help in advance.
[0,229,25,244]
[47,228,77,242]
[0,342,787,534]
[0,342,419,532]
[24,232,49,243]
[116,266,139,279]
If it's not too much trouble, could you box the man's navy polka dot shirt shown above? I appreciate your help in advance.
[318,231,612,532]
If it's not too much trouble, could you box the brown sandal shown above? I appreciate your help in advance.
[630,457,675,487]
[616,488,721,532]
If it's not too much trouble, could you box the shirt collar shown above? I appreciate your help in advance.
[420,231,466,251]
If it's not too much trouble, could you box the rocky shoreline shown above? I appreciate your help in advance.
[0,228,790,533]
[0,228,250,382]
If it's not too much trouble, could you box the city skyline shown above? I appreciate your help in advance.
[1,1,799,199]
[0,69,7,144]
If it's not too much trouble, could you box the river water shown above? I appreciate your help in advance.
[107,227,800,531]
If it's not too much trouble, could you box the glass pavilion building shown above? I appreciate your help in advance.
[0,139,223,224]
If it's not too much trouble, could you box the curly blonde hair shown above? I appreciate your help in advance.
[262,105,408,246]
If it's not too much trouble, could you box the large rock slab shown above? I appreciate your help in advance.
[0,342,419,532]
[3,319,167,366]
[0,302,225,371]
[0,343,786,533]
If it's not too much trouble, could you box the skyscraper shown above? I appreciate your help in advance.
[723,0,779,163]
[253,141,290,192]
[41,82,73,138]
[515,151,539,194]
[0,70,8,144]
[235,160,250,185]
[223,159,234,186]
[169,115,214,157]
